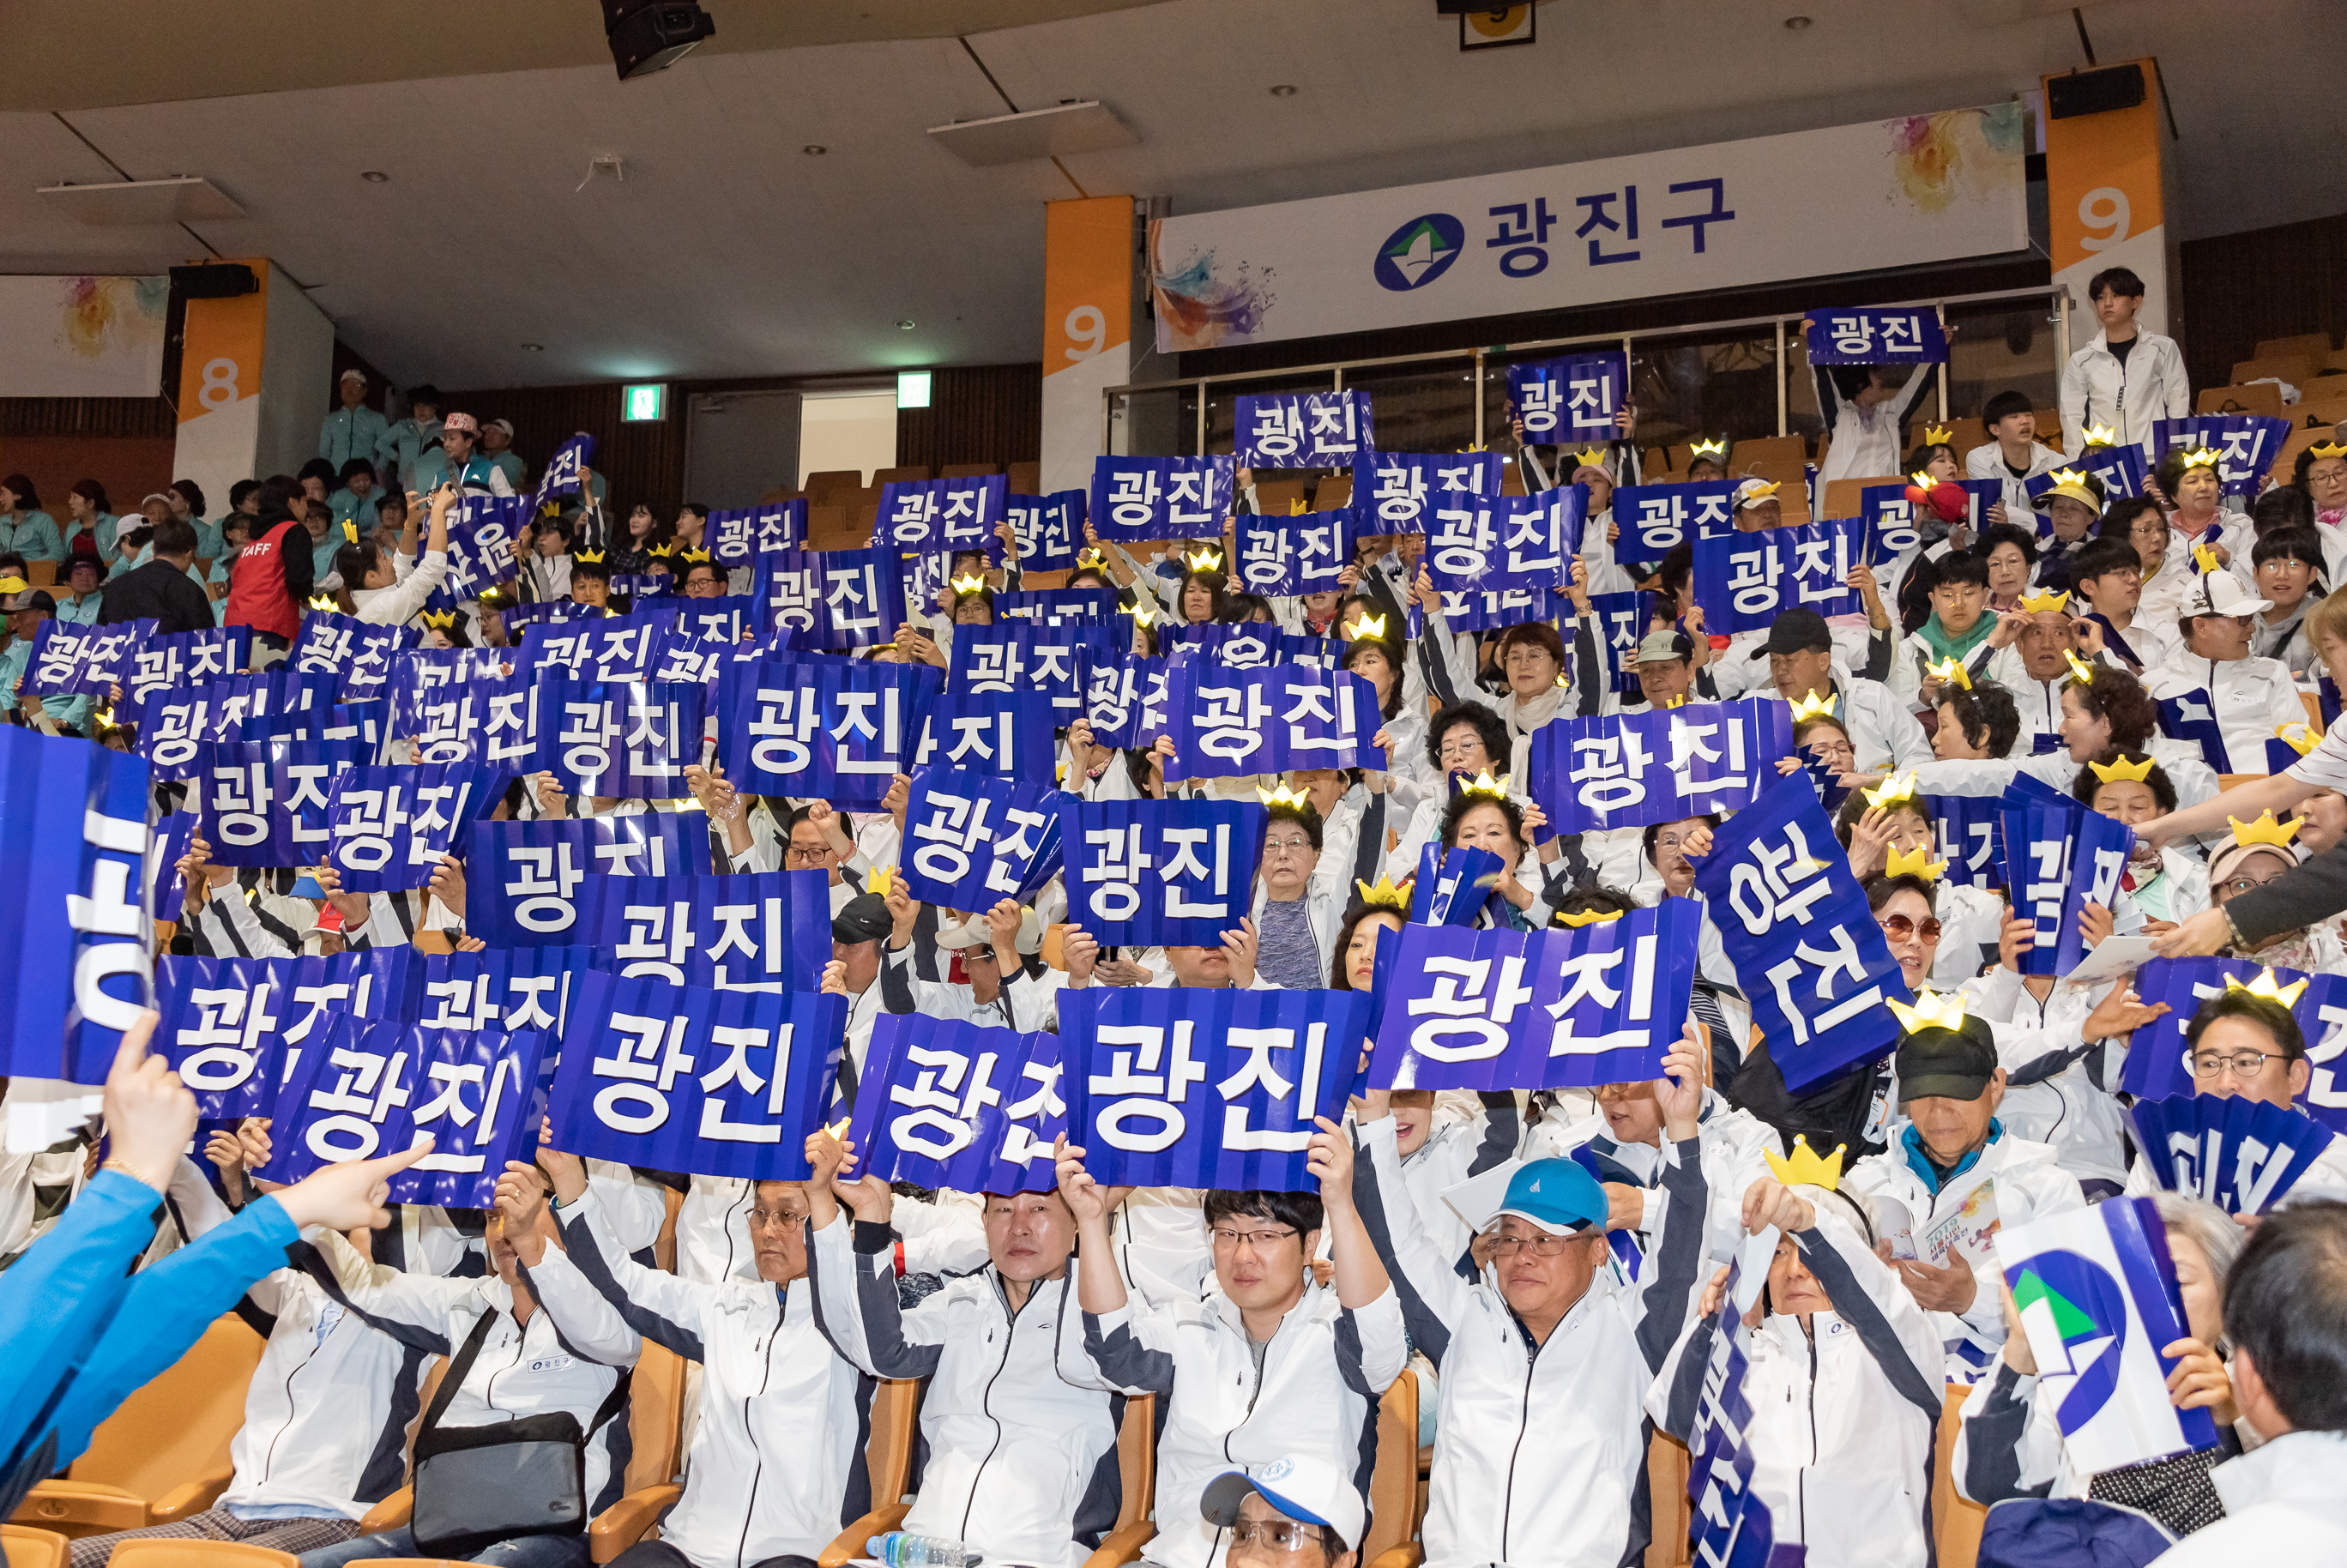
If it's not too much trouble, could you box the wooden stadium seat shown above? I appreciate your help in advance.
[1819,475,1904,522]
[1077,1393,1159,1568]
[1,1527,69,1568]
[1362,1372,1421,1568]
[2030,412,2063,453]
[1250,479,1309,515]
[1007,461,1041,494]
[1313,474,1353,510]
[12,1318,263,1538]
[1499,467,1527,497]
[2217,773,2268,791]
[2304,694,2326,731]
[1932,1384,1988,1568]
[25,562,56,588]
[1642,445,1676,476]
[938,463,1001,479]
[872,467,931,486]
[2292,397,2347,431]
[2230,356,2316,392]
[2199,383,2284,418]
[339,1561,472,1568]
[2270,425,2344,483]
[2256,332,2333,361]
[818,1378,925,1568]
[1727,434,1805,471]
[108,1543,296,1568]
[2322,350,2347,375]
[587,1341,692,1563]
[351,1358,452,1535]
[802,470,863,504]
[1936,417,1988,460]
[1645,1432,1691,1567]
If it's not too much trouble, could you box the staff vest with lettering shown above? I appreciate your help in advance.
[226,520,305,641]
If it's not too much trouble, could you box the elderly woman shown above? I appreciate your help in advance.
[2157,445,2253,573]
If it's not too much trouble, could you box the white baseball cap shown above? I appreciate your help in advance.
[2181,570,2271,620]
[1200,1456,1365,1553]
[935,906,1043,955]
[339,368,366,384]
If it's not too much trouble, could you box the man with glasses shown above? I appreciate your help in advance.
[1198,1456,1362,1568]
[2125,989,2347,1204]
[1053,1124,1403,1568]
[522,1149,876,1568]
[1347,1029,1708,1568]
[785,801,874,918]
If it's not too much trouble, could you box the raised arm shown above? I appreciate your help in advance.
[493,1158,642,1368]
[1349,1095,1476,1368]
[1630,1028,1710,1374]
[800,1129,946,1380]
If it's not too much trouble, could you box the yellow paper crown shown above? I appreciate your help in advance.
[2063,649,2098,684]
[477,586,510,610]
[679,546,711,564]
[2016,588,2071,614]
[2047,467,2091,489]
[1764,1135,1845,1192]
[1256,782,1313,811]
[1342,612,1387,642]
[1887,988,1969,1034]
[421,610,457,630]
[341,520,358,543]
[1458,769,1511,799]
[1922,423,1953,445]
[2275,722,2318,757]
[1572,446,1609,471]
[950,572,988,595]
[867,865,891,896]
[2181,446,2223,469]
[2229,810,2302,849]
[305,593,340,612]
[647,540,676,558]
[1924,656,1970,691]
[1910,469,1939,490]
[1738,480,1782,504]
[1554,907,1624,927]
[2310,440,2347,460]
[1184,546,1224,572]
[2224,967,2310,1008]
[574,548,605,565]
[1354,873,1411,914]
[2083,423,2118,449]
[1131,603,1159,627]
[1789,689,1837,722]
[1862,770,1919,809]
[1076,546,1107,569]
[2089,753,2156,783]
[1288,498,1308,516]
[1688,437,1728,458]
[1885,843,1947,882]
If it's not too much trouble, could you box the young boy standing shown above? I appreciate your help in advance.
[2058,267,2191,457]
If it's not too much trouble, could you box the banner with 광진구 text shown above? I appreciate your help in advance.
[910,691,1057,786]
[1233,509,1355,598]
[1611,481,1737,563]
[1161,661,1385,782]
[323,763,497,894]
[899,767,1065,915]
[1526,697,1793,835]
[1234,390,1375,468]
[2000,774,2133,977]
[548,970,844,1179]
[1803,307,1947,365]
[717,655,939,805]
[1005,491,1085,575]
[1691,774,1910,1093]
[1505,352,1626,442]
[1349,452,1503,537]
[1692,518,1867,636]
[1089,455,1235,546]
[470,815,713,949]
[1058,796,1265,948]
[847,1016,1065,1194]
[1367,903,1698,1091]
[154,955,292,1119]
[1063,985,1370,1191]
[582,868,834,994]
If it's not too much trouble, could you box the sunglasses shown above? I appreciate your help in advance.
[1877,914,1942,941]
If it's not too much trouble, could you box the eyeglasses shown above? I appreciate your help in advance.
[1209,1227,1299,1251]
[2187,1049,2288,1079]
[747,1208,808,1232]
[1437,739,1486,763]
[785,845,834,865]
[1487,1232,1585,1257]
[2223,872,2288,896]
[1263,836,1315,856]
[1653,831,1698,852]
[1877,914,1943,941]
[2129,524,2167,541]
[1227,1520,1326,1553]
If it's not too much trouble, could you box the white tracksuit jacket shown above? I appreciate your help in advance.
[1650,1207,1946,1568]
[1073,1276,1409,1568]
[1354,1116,1710,1568]
[541,1189,869,1568]
[2058,329,2191,457]
[805,1215,1125,1568]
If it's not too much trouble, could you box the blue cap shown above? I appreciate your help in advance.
[289,875,326,900]
[1493,1158,1608,1236]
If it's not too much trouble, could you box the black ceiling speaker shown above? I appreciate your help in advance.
[2048,63,2145,120]
[169,262,257,299]
[600,0,715,80]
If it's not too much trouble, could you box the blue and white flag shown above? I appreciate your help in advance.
[525,433,596,516]
[1367,904,1699,1091]
[154,954,292,1119]
[124,626,249,720]
[471,817,713,948]
[140,670,333,775]
[1233,509,1355,598]
[534,678,709,799]
[425,494,528,610]
[1089,455,1235,546]
[2128,1094,2333,1215]
[879,474,1009,558]
[1860,479,2000,559]
[583,869,835,994]
[2117,959,2347,1127]
[1422,488,1585,594]
[1005,491,1085,574]
[1505,352,1627,441]
[1349,452,1504,537]
[1612,481,1738,562]
[1681,1252,1789,1568]
[192,739,369,868]
[1927,793,2006,890]
[288,612,419,706]
[1526,697,1794,835]
[911,691,1057,785]
[323,763,497,894]
[949,622,1108,721]
[2154,690,2232,774]
[1081,654,1168,752]
[420,944,592,1040]
[548,970,843,1178]
[1994,1197,2217,1475]
[718,655,939,805]
[2151,415,2291,498]
[1691,775,1910,1093]
[847,1016,1065,1193]
[1062,986,1370,1191]
[900,767,1065,914]
[1234,390,1375,467]
[1160,663,1384,781]
[25,618,152,700]
[1692,518,1867,636]
[706,500,805,569]
[1058,797,1265,947]
[262,1015,551,1208]
[1433,585,1567,634]
[0,733,154,1085]
[2000,775,2133,976]
[393,669,541,768]
[1804,307,1947,365]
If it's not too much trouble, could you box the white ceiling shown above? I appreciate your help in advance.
[2,0,2340,391]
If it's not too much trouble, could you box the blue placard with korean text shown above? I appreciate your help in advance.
[1233,509,1356,598]
[1350,452,1505,537]
[1692,518,1867,636]
[2151,415,2292,498]
[878,474,1009,559]
[847,1016,1065,1193]
[393,669,542,769]
[154,954,293,1119]
[425,494,528,611]
[192,738,371,868]
[140,670,334,777]
[717,656,939,805]
[910,691,1057,785]
[1005,490,1085,575]
[1423,487,1586,595]
[533,678,709,799]
[582,868,834,994]
[1160,662,1385,782]
[323,763,497,894]
[948,622,1110,720]
[1525,697,1794,834]
[288,612,420,706]
[899,766,1065,915]
[1089,455,1235,546]
[1999,774,2133,977]
[1505,352,1627,442]
[471,815,713,949]
[1613,481,1738,562]
[706,499,805,569]
[1803,307,1947,365]
[1057,796,1266,947]
[124,626,250,721]
[1234,390,1376,468]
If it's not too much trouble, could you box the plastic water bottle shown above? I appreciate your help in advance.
[865,1531,980,1567]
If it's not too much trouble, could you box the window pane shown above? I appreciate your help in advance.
[1108,385,1200,458]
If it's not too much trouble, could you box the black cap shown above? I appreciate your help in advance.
[7,589,56,614]
[831,892,891,945]
[1895,1016,1999,1104]
[1747,606,1833,660]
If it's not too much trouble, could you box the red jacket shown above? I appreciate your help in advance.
[225,519,307,641]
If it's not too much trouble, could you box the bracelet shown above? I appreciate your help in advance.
[101,1156,170,1196]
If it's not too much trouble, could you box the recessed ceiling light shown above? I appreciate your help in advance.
[803,144,827,155]
[360,171,390,183]
[1783,15,1812,29]
[1269,84,1298,97]
[521,342,545,352]
[896,319,916,331]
